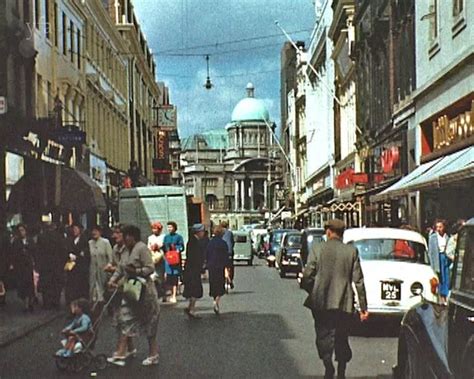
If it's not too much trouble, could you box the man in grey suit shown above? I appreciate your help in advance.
[302,219,368,379]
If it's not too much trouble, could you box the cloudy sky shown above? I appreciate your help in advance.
[134,0,315,137]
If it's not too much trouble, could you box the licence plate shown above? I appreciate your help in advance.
[381,281,401,300]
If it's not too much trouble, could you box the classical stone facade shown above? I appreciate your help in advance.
[181,84,282,230]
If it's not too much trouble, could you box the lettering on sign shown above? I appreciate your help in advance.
[433,100,473,151]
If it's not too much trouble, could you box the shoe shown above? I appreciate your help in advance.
[142,354,159,366]
[125,349,137,359]
[107,355,126,367]
[213,302,220,315]
[169,297,177,304]
[61,350,73,358]
[230,282,234,289]
[56,348,67,356]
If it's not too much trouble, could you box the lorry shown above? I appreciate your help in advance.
[119,186,189,245]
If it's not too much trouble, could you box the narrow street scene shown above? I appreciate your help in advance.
[0,0,473,378]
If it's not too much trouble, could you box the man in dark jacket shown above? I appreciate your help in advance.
[302,219,368,379]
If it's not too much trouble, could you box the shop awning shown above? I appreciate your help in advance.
[371,146,474,202]
[7,165,106,214]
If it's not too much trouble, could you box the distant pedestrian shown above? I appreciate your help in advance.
[107,225,160,367]
[147,222,166,299]
[302,219,368,379]
[0,227,11,305]
[221,221,235,289]
[10,224,36,312]
[163,221,184,303]
[36,222,66,310]
[88,225,113,304]
[206,225,230,315]
[428,219,450,301]
[65,223,90,304]
[183,224,206,318]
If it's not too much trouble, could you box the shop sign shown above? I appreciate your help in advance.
[433,100,473,152]
[336,168,369,189]
[381,146,400,174]
[51,125,86,147]
[90,154,107,193]
[153,130,171,174]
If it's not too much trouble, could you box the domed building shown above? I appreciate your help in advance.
[180,84,282,229]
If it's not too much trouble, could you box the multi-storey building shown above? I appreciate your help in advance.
[106,0,161,184]
[304,0,336,227]
[328,0,363,227]
[373,0,473,229]
[181,84,282,229]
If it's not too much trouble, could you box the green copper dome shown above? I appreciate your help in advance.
[231,83,270,122]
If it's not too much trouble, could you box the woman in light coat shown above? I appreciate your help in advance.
[89,225,113,303]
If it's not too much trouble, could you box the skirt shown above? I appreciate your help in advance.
[118,280,160,338]
[183,270,203,299]
[208,267,225,299]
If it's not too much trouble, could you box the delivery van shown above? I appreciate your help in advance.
[119,186,189,245]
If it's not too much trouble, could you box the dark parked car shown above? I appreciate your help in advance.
[276,232,303,278]
[300,228,325,266]
[266,229,298,267]
[393,218,474,378]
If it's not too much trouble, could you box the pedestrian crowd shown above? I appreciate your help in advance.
[0,219,235,367]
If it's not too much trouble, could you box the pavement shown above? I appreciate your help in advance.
[0,259,398,378]
[0,290,64,348]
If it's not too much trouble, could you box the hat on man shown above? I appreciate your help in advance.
[191,223,205,233]
[324,218,346,231]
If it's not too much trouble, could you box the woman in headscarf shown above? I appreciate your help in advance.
[10,224,36,312]
[183,224,206,318]
[206,225,230,315]
[107,225,160,367]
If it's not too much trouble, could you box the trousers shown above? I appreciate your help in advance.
[312,310,353,363]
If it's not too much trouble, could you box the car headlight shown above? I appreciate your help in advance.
[410,282,423,296]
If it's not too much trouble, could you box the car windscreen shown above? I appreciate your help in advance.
[235,235,248,243]
[350,238,428,264]
[285,235,302,248]
[272,232,284,244]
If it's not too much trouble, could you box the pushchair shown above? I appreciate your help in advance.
[54,288,119,373]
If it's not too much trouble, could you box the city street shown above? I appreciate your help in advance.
[0,259,397,378]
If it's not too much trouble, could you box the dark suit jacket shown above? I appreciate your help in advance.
[302,238,367,314]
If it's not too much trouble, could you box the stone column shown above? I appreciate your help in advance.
[264,180,268,209]
[240,180,245,211]
[250,179,255,210]
[234,180,239,211]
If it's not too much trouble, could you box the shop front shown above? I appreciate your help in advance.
[372,95,474,230]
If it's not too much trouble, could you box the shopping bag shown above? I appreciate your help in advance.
[123,278,144,303]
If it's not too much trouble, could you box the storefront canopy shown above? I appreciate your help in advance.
[371,146,474,202]
[7,165,106,214]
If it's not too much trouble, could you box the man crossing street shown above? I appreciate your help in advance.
[302,219,368,379]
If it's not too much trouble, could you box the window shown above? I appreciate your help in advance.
[35,0,40,29]
[453,0,464,17]
[453,228,474,292]
[69,21,74,62]
[77,28,81,69]
[62,12,67,55]
[45,0,50,39]
[53,2,58,46]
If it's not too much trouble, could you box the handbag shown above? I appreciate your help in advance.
[151,250,164,265]
[64,260,76,272]
[165,245,181,266]
[123,278,144,303]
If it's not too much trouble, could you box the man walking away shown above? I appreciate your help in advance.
[221,221,235,289]
[302,219,368,379]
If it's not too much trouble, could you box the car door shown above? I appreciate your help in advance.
[448,226,474,376]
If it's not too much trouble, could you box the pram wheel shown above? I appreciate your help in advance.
[93,354,108,371]
[55,356,69,371]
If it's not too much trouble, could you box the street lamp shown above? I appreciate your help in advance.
[204,55,213,90]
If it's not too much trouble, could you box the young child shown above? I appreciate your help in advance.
[56,298,92,357]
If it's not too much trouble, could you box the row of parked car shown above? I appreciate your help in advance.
[241,219,474,378]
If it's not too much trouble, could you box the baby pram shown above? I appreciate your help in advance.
[54,288,119,373]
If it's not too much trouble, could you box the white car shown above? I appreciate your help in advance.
[343,228,439,317]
